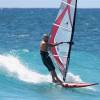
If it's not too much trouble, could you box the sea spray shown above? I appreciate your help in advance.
[0,55,51,83]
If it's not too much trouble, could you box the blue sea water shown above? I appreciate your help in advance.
[0,8,100,100]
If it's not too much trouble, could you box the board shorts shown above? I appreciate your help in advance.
[40,51,55,72]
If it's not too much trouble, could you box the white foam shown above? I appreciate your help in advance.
[65,72,83,83]
[22,49,29,53]
[0,55,51,84]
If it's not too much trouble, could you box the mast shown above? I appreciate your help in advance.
[63,0,77,81]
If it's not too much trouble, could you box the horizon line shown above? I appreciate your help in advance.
[0,7,100,9]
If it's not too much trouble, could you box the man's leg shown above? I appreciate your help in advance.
[53,71,63,84]
[50,71,57,83]
[50,70,63,85]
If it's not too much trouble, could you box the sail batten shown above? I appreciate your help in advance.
[53,23,72,31]
[49,0,77,81]
[62,0,75,8]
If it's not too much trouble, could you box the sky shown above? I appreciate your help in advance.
[0,0,100,8]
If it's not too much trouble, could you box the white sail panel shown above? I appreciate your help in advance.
[49,0,77,81]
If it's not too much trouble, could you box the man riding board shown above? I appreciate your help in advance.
[40,34,64,85]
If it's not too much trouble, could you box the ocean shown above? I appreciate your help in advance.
[0,8,100,100]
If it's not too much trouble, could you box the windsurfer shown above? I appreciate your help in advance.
[40,34,63,85]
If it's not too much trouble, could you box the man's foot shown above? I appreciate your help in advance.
[57,81,64,86]
[52,80,58,83]
[53,79,63,86]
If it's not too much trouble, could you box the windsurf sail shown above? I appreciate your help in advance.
[49,0,77,81]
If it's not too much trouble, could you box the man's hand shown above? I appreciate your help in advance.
[49,42,64,47]
[59,42,64,44]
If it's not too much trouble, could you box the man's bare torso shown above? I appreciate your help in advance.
[40,40,48,52]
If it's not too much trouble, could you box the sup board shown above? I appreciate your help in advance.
[62,82,99,88]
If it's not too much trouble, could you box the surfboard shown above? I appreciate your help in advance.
[52,82,99,88]
[62,83,99,88]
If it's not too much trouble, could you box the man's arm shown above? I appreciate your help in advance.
[48,41,74,47]
[49,42,63,47]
